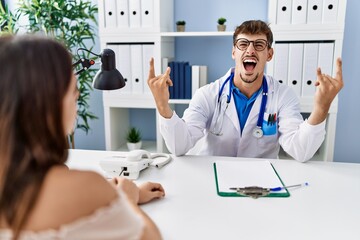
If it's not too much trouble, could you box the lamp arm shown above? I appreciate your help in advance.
[72,48,100,75]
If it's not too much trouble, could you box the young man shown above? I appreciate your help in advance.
[147,20,343,162]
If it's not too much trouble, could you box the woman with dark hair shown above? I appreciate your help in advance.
[0,35,164,240]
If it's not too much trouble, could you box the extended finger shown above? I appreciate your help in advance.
[335,57,343,82]
[148,57,156,79]
[161,67,172,87]
[315,67,323,86]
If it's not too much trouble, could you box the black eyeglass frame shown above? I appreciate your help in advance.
[234,38,271,52]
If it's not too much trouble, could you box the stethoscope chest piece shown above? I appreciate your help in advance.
[253,127,264,138]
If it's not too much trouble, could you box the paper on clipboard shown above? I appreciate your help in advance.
[214,160,290,197]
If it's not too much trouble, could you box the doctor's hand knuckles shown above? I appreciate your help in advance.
[147,58,173,118]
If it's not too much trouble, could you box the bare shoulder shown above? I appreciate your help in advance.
[26,166,118,230]
[59,168,118,205]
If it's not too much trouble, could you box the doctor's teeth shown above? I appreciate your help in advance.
[244,59,257,63]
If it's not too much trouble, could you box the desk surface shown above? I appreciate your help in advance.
[67,149,360,240]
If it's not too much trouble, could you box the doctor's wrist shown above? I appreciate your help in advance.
[156,105,173,119]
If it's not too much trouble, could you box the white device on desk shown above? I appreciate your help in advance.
[99,149,171,179]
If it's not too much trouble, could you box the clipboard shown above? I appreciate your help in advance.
[213,160,290,198]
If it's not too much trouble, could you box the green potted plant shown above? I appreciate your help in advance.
[0,0,98,148]
[217,17,227,31]
[176,20,186,32]
[126,127,142,150]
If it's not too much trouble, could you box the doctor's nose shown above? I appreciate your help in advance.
[246,43,256,55]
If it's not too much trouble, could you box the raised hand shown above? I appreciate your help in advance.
[147,58,173,118]
[309,57,344,125]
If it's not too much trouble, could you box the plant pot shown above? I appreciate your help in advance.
[127,141,142,151]
[176,25,185,32]
[217,24,226,32]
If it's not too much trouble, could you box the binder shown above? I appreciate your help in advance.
[116,0,129,28]
[322,0,339,24]
[288,43,304,96]
[179,62,186,99]
[191,65,200,97]
[184,63,192,99]
[104,0,117,28]
[276,0,292,24]
[130,44,144,94]
[291,0,307,24]
[302,43,319,97]
[129,0,141,28]
[273,43,289,84]
[173,62,180,99]
[168,61,175,99]
[162,57,171,72]
[213,161,290,198]
[142,44,154,95]
[307,0,323,24]
[118,44,132,93]
[318,42,334,76]
[141,0,154,28]
[191,65,208,97]
[199,66,208,88]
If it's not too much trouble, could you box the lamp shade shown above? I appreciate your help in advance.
[92,49,126,90]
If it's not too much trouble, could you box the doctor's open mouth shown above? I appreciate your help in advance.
[242,57,258,73]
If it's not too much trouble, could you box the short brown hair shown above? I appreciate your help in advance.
[233,20,273,48]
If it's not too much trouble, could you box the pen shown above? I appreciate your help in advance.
[269,182,309,192]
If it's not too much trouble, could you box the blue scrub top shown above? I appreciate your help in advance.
[232,83,262,134]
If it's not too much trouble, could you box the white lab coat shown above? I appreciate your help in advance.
[160,68,326,162]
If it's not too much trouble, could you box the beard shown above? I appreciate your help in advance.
[240,73,259,84]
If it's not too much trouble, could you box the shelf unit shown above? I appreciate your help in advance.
[267,0,347,161]
[98,0,175,152]
[99,0,346,161]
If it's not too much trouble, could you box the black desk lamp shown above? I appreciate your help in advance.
[72,48,126,90]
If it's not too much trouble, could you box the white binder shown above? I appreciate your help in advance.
[116,0,129,28]
[191,65,200,97]
[322,0,339,24]
[318,42,334,76]
[118,44,133,93]
[142,44,154,95]
[141,0,154,28]
[291,0,308,24]
[288,43,304,96]
[191,65,207,97]
[129,0,141,28]
[276,0,292,24]
[307,0,323,24]
[273,43,289,85]
[302,43,319,97]
[130,44,144,94]
[104,0,117,28]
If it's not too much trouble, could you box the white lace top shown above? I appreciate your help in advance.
[0,190,145,240]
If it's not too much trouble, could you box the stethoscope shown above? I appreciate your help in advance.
[210,72,268,138]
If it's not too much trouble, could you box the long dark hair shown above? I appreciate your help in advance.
[0,35,73,238]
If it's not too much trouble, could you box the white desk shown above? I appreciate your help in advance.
[67,149,360,240]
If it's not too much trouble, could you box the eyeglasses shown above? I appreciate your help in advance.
[235,38,269,51]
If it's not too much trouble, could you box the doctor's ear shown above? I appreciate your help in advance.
[267,48,274,62]
[231,46,236,60]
